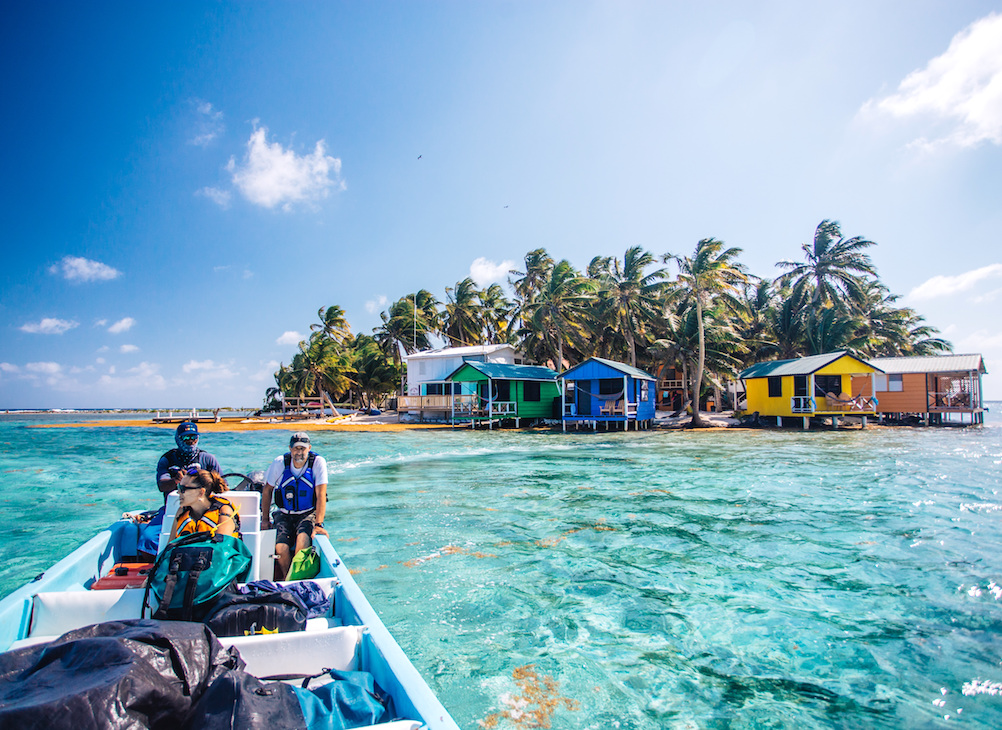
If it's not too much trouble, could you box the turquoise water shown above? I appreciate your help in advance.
[2,412,1002,728]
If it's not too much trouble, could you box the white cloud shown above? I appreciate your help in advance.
[365,295,389,314]
[97,361,166,391]
[470,257,516,286]
[96,346,109,353]
[191,99,224,147]
[228,125,344,210]
[276,331,304,345]
[108,317,135,334]
[48,255,121,282]
[95,357,105,365]
[25,362,62,375]
[0,363,19,373]
[20,318,79,335]
[178,359,240,388]
[182,359,219,373]
[860,13,1002,149]
[198,186,232,208]
[94,318,108,327]
[120,344,139,353]
[906,263,1002,301]
[250,360,281,383]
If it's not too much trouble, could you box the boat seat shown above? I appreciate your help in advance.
[222,625,364,676]
[28,588,146,639]
[158,491,262,553]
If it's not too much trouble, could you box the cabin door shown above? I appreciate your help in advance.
[576,383,591,416]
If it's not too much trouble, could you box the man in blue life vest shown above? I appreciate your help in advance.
[261,432,328,580]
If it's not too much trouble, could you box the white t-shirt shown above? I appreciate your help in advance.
[264,453,328,490]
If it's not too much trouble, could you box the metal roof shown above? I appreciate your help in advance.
[560,356,656,381]
[446,361,560,381]
[739,351,883,379]
[404,344,517,361]
[867,354,987,375]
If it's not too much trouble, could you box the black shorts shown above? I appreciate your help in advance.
[274,511,316,547]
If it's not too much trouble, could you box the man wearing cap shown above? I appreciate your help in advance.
[261,432,328,580]
[156,422,223,505]
[132,421,223,557]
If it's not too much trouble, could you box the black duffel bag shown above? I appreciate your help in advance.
[204,589,308,637]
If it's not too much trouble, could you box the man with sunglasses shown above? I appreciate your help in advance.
[128,422,224,557]
[155,421,222,505]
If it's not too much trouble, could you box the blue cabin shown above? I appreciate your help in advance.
[560,357,657,430]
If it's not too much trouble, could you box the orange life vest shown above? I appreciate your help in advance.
[173,495,242,539]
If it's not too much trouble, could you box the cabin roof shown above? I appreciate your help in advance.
[740,351,882,378]
[404,344,516,361]
[867,354,987,375]
[446,361,559,381]
[561,356,656,381]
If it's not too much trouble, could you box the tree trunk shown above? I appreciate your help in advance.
[691,295,707,427]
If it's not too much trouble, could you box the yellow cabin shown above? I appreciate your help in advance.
[739,351,883,428]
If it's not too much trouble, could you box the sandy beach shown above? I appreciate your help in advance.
[36,410,744,432]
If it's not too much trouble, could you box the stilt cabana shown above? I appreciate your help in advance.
[560,357,656,431]
[444,361,561,428]
[739,351,882,429]
[850,354,988,425]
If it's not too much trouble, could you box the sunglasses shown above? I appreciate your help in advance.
[180,435,198,443]
[177,484,202,493]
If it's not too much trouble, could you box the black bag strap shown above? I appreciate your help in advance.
[180,552,210,621]
[153,551,184,619]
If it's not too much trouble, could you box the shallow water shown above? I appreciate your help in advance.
[2,411,1001,728]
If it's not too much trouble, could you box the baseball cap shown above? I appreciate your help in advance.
[176,422,198,438]
[290,432,311,449]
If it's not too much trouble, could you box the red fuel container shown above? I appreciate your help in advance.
[91,562,154,590]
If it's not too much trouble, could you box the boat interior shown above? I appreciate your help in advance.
[1,490,435,730]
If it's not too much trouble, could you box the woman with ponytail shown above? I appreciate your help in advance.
[168,467,242,541]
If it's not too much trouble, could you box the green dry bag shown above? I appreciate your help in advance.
[144,532,253,621]
[287,545,321,581]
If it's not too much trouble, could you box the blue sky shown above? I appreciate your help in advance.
[2,1,1001,409]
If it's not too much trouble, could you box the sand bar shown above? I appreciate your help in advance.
[34,414,453,433]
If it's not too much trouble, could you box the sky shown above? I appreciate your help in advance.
[2,1,1001,409]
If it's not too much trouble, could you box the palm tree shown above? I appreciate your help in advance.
[664,238,747,427]
[349,335,400,409]
[509,248,554,304]
[595,246,667,367]
[443,278,483,346]
[479,283,514,343]
[776,220,877,310]
[509,249,554,342]
[733,278,780,366]
[286,332,354,415]
[311,305,352,346]
[519,260,596,369]
[373,291,441,363]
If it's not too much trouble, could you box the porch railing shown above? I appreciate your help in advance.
[791,396,816,414]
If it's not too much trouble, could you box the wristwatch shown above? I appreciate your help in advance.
[316,522,324,528]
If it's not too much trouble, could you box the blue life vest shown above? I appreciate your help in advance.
[276,452,317,513]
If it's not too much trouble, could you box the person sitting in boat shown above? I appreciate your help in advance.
[168,467,242,541]
[261,432,328,580]
[156,421,222,505]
